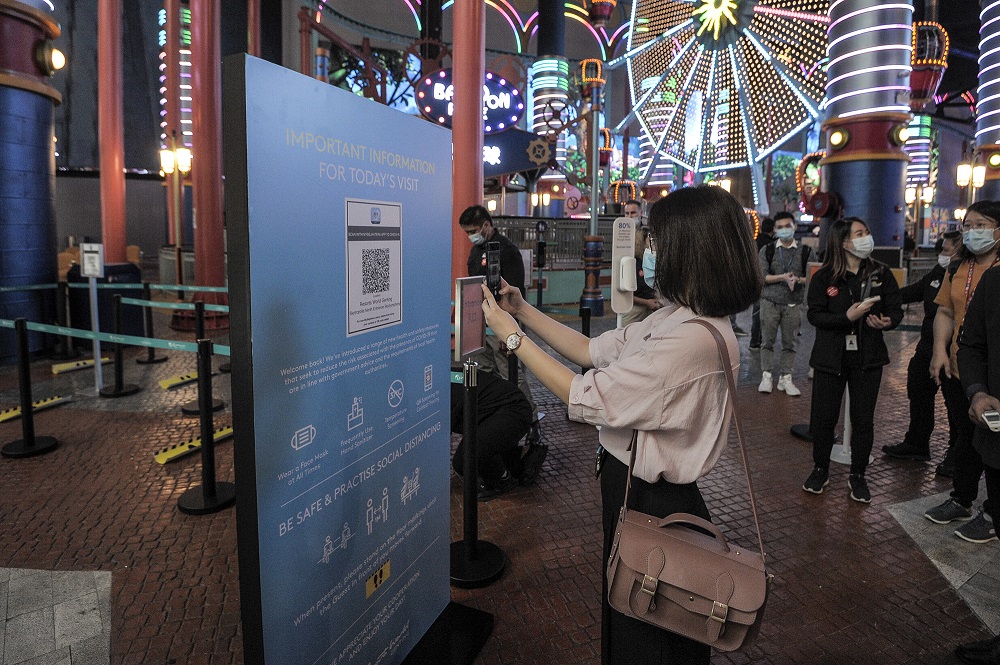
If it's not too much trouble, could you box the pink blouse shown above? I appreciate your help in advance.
[567,304,739,484]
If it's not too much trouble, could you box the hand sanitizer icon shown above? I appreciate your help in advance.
[348,397,364,430]
[370,207,381,224]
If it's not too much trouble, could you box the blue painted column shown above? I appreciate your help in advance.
[0,0,62,360]
[820,0,914,253]
[976,0,1000,201]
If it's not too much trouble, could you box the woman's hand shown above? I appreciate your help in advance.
[481,283,521,340]
[493,278,527,318]
[865,313,892,330]
[846,299,876,322]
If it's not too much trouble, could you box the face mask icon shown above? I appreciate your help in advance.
[371,207,381,224]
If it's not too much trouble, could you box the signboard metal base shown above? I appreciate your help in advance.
[401,602,494,665]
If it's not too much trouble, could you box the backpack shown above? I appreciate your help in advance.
[765,242,812,276]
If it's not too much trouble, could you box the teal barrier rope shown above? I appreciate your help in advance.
[0,284,59,293]
[0,318,230,357]
[65,282,228,294]
[119,297,229,313]
[148,283,229,294]
[66,282,144,290]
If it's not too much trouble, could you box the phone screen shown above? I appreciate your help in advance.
[486,241,501,298]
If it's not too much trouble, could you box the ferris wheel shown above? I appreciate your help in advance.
[616,0,829,184]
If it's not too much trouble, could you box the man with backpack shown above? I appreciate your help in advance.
[758,211,811,396]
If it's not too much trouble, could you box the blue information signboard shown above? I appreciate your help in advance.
[224,56,453,665]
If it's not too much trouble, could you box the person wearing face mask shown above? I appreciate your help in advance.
[882,232,963,469]
[621,222,663,326]
[923,200,1000,543]
[801,218,902,503]
[458,205,546,491]
[757,212,811,396]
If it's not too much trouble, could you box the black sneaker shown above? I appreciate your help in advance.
[477,472,515,502]
[517,443,548,486]
[802,467,829,494]
[881,443,931,462]
[848,474,871,503]
[525,419,542,446]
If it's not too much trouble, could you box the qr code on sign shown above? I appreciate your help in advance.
[361,248,391,294]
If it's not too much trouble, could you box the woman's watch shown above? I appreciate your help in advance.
[504,331,526,354]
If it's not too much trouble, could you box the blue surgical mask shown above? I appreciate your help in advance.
[774,227,794,241]
[642,248,657,288]
[468,232,485,246]
[847,235,874,259]
[963,228,999,255]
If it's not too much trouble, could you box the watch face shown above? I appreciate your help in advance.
[506,333,520,351]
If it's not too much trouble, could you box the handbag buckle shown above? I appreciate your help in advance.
[710,600,729,624]
[640,574,658,596]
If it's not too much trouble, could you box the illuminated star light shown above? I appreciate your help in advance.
[693,0,740,42]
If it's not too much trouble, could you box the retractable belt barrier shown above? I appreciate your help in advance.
[62,282,229,294]
[119,297,229,313]
[0,318,231,357]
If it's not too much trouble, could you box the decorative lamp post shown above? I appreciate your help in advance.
[609,179,638,205]
[599,127,612,167]
[160,135,192,290]
[579,58,606,317]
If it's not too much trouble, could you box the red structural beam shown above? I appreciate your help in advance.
[98,0,127,263]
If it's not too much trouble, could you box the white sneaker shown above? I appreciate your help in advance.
[778,374,801,396]
[758,371,773,393]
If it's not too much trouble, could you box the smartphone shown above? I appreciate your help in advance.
[861,295,881,306]
[983,410,1000,433]
[486,241,502,298]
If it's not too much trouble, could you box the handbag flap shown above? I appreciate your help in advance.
[617,510,768,615]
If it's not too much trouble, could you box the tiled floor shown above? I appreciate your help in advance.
[0,305,996,664]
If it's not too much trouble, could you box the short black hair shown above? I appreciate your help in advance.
[773,211,796,223]
[648,185,762,317]
[624,199,642,208]
[760,217,775,235]
[458,205,491,228]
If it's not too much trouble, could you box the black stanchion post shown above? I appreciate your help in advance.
[100,295,141,398]
[51,282,77,359]
[2,319,59,458]
[137,282,168,365]
[182,301,225,415]
[450,360,506,588]
[178,339,236,515]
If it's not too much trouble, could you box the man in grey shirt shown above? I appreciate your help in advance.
[758,212,811,396]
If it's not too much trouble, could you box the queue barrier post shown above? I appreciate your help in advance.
[51,282,78,360]
[136,283,169,365]
[181,301,225,415]
[177,339,236,515]
[2,319,59,458]
[100,296,141,398]
[450,360,506,588]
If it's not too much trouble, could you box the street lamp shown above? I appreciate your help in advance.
[973,165,987,189]
[160,132,192,294]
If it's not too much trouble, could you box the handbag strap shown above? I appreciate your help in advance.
[622,318,767,562]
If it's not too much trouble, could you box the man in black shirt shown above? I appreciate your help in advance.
[458,205,546,484]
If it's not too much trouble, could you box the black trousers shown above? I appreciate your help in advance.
[810,366,883,476]
[750,301,761,348]
[941,376,983,507]
[450,371,532,481]
[903,346,957,454]
[600,454,711,665]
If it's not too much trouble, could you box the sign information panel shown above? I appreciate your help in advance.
[225,56,452,665]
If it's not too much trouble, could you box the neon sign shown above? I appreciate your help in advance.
[415,69,525,134]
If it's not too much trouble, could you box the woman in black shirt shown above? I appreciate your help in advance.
[802,218,903,503]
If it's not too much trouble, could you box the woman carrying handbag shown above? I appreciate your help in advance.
[482,185,763,664]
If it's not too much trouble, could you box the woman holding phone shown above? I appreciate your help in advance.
[802,217,903,503]
[481,185,762,664]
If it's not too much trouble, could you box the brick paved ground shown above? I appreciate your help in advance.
[1,306,996,664]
